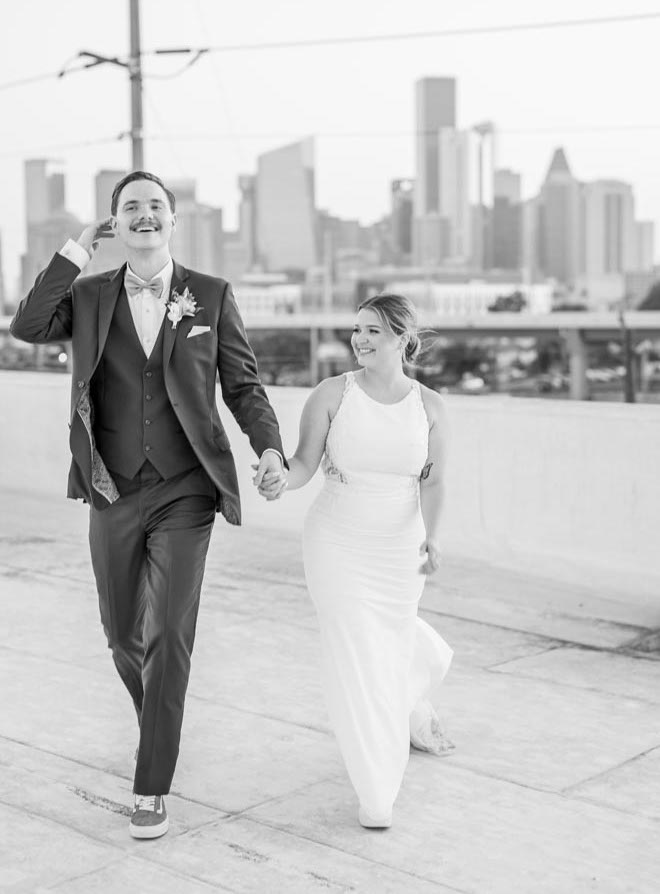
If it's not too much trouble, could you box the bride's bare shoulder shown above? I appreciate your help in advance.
[308,374,350,417]
[418,383,449,430]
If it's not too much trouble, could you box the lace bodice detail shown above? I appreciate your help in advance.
[322,371,429,489]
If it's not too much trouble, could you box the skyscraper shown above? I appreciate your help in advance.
[168,179,224,277]
[582,180,635,276]
[21,160,81,291]
[633,221,655,272]
[21,212,83,293]
[493,168,522,270]
[413,78,456,216]
[24,159,65,225]
[94,169,128,219]
[471,122,495,270]
[172,204,224,278]
[256,138,318,272]
[238,174,257,269]
[413,77,456,266]
[390,179,414,263]
[86,169,128,275]
[438,128,471,264]
[521,197,542,283]
[537,148,581,285]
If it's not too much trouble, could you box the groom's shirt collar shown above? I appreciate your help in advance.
[125,257,174,301]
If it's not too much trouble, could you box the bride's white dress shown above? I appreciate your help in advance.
[303,371,453,818]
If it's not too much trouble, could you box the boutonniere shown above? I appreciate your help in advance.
[166,287,201,329]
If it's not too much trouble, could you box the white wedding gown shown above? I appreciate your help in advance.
[303,371,453,818]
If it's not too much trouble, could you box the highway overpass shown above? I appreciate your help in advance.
[3,311,660,399]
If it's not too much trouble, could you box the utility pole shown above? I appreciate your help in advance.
[128,0,144,170]
[69,0,144,170]
[65,0,206,170]
[619,299,636,403]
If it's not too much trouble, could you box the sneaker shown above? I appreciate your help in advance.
[129,794,169,839]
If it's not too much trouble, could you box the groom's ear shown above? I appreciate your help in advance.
[171,213,177,232]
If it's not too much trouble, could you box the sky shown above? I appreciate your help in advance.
[1,0,660,297]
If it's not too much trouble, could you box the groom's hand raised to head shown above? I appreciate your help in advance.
[77,218,115,256]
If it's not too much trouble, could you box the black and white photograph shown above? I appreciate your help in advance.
[0,2,659,891]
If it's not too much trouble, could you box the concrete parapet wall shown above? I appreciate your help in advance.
[1,372,658,584]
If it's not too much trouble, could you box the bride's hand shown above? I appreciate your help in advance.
[419,539,442,575]
[251,463,288,500]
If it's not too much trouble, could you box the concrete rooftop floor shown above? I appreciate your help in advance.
[1,489,659,893]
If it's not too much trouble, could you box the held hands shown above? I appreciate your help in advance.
[419,539,442,575]
[77,218,115,256]
[252,452,288,501]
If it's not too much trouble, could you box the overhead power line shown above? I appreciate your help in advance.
[2,121,660,158]
[143,123,660,141]
[0,135,125,159]
[1,11,658,93]
[0,67,91,92]
[145,12,660,55]
[0,72,58,91]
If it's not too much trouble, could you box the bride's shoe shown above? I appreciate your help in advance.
[410,699,455,756]
[358,806,392,829]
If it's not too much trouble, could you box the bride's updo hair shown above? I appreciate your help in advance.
[357,292,421,363]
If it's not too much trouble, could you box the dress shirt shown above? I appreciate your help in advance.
[60,239,172,358]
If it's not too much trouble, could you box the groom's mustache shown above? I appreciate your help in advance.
[130,220,161,231]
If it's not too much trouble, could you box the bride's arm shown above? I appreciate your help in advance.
[418,388,450,574]
[285,376,342,490]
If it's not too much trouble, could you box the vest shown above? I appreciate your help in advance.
[91,289,200,480]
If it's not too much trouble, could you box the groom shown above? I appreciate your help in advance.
[10,171,288,839]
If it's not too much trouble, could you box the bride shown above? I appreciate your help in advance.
[259,292,453,829]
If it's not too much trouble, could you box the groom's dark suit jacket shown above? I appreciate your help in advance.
[10,253,285,525]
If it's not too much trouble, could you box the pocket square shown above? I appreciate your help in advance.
[187,325,211,339]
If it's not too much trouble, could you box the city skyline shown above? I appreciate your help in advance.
[17,134,655,308]
[2,1,660,294]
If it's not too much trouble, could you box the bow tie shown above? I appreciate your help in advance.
[125,271,164,300]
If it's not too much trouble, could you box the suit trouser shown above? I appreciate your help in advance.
[88,463,216,795]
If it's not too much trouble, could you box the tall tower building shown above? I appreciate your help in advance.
[538,147,582,285]
[492,168,522,270]
[471,122,495,270]
[168,178,196,206]
[86,168,129,274]
[94,169,128,219]
[414,78,456,215]
[521,197,542,282]
[21,160,82,291]
[413,77,456,266]
[582,180,635,276]
[256,138,318,272]
[238,174,258,269]
[24,159,65,226]
[438,129,471,264]
[168,179,224,277]
[390,179,414,263]
[21,212,83,292]
[633,221,655,271]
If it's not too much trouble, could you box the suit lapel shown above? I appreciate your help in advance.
[162,260,191,370]
[95,265,126,369]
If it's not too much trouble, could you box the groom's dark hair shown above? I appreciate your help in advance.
[110,171,176,215]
